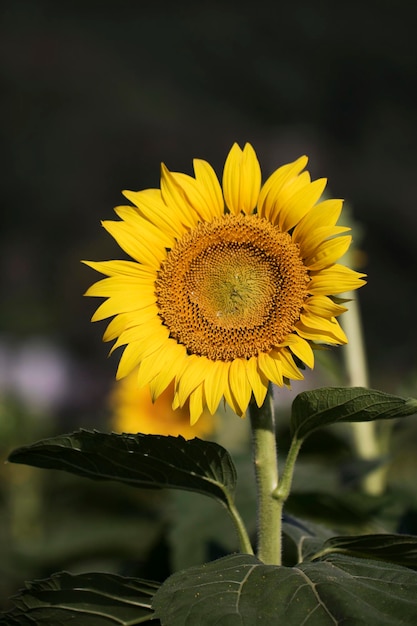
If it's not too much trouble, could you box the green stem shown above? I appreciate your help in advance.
[248,389,282,565]
[225,498,254,555]
[274,436,303,502]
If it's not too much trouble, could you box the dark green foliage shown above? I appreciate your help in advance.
[0,572,159,625]
[8,431,237,506]
[4,387,417,624]
[152,552,417,625]
[291,387,417,440]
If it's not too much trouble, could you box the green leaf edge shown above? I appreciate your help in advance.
[291,386,417,440]
[7,430,237,508]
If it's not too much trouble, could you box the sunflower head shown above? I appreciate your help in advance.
[84,143,366,424]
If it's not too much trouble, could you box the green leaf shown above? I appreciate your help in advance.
[0,572,159,625]
[308,533,417,569]
[152,552,417,625]
[7,431,237,507]
[282,515,334,565]
[291,387,417,440]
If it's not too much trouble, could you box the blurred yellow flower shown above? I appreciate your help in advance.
[109,373,215,439]
[85,143,366,424]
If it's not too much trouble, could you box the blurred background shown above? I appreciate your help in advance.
[1,0,417,611]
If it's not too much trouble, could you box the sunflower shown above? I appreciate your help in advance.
[109,375,215,439]
[84,143,365,424]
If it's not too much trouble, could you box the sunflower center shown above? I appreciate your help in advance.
[155,214,309,361]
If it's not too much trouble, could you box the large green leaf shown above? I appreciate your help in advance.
[0,572,159,625]
[307,533,417,569]
[7,431,237,507]
[152,552,417,625]
[291,387,417,440]
[282,518,417,570]
[282,515,334,565]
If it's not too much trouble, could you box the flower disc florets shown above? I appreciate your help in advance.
[156,214,309,360]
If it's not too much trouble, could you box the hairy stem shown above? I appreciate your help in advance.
[249,390,282,565]
[274,436,303,503]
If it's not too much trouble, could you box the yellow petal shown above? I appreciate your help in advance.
[160,164,200,228]
[222,381,244,417]
[135,325,171,359]
[82,260,155,279]
[303,295,348,319]
[114,206,175,249]
[258,155,308,219]
[116,341,143,379]
[145,343,187,400]
[246,357,269,407]
[102,220,165,267]
[103,313,133,342]
[90,291,157,321]
[280,334,315,369]
[203,360,229,415]
[148,370,173,402]
[164,158,225,223]
[193,159,224,217]
[278,349,304,381]
[222,143,261,215]
[309,265,366,295]
[292,199,344,248]
[265,171,310,224]
[176,355,211,407]
[123,188,186,239]
[85,276,154,297]
[229,358,252,414]
[189,384,204,425]
[109,321,168,356]
[127,306,156,325]
[172,391,180,411]
[257,352,284,387]
[136,351,165,388]
[276,177,327,233]
[297,313,348,344]
[305,235,352,271]
[297,226,351,260]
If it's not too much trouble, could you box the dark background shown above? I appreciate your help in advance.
[1,0,417,419]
